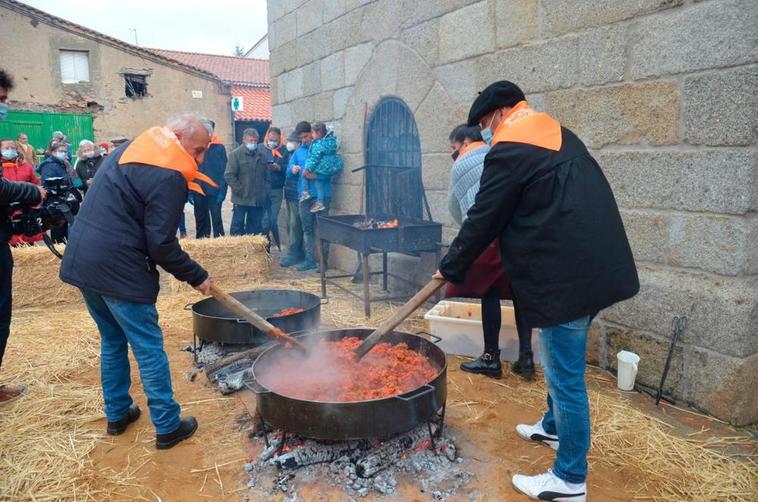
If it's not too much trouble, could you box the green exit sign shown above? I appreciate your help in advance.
[231,96,244,112]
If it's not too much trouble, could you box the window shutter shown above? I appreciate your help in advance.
[60,51,90,83]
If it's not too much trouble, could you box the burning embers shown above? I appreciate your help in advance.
[352,218,400,229]
[255,336,440,402]
[245,418,471,499]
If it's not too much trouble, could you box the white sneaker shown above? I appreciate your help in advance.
[512,469,586,501]
[516,419,559,451]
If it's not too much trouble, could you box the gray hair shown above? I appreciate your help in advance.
[52,131,64,139]
[166,112,213,138]
[242,128,259,139]
[77,139,95,157]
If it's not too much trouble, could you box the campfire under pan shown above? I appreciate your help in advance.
[248,328,447,441]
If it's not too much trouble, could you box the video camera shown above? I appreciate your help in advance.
[10,177,81,258]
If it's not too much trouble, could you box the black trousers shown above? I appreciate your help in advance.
[0,243,12,369]
[194,195,225,238]
[482,285,532,354]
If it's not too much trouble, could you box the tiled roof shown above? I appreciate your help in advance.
[0,0,218,82]
[149,49,270,86]
[233,85,272,121]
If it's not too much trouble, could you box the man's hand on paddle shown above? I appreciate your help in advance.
[195,276,213,295]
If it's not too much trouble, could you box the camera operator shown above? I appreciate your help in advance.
[38,141,80,243]
[0,69,47,405]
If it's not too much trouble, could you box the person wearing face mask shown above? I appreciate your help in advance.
[258,127,288,249]
[60,113,215,448]
[193,121,228,239]
[39,141,79,243]
[225,128,270,236]
[74,140,103,195]
[445,124,535,380]
[0,69,48,405]
[434,81,638,501]
[0,139,44,246]
[280,131,305,267]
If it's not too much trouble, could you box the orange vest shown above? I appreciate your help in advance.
[458,140,486,158]
[491,101,562,152]
[118,127,218,195]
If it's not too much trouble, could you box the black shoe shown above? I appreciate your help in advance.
[511,350,536,380]
[106,404,141,436]
[156,417,198,450]
[460,350,502,378]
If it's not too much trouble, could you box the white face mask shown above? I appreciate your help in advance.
[285,142,296,152]
[1,149,18,160]
[82,151,95,159]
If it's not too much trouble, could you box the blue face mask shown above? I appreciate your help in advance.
[481,111,499,146]
[0,102,7,121]
[267,140,278,148]
[245,142,257,151]
[54,151,68,161]
[1,149,17,160]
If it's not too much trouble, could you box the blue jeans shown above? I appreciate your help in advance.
[230,204,264,236]
[299,197,330,265]
[81,290,181,435]
[540,315,592,484]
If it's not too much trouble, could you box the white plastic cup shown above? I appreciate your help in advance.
[616,350,640,391]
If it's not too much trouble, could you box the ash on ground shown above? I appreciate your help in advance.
[242,424,473,501]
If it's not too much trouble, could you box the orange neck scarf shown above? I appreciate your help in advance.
[119,127,218,195]
[491,101,562,151]
[458,140,486,159]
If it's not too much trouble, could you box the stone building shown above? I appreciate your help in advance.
[0,0,233,144]
[267,0,757,424]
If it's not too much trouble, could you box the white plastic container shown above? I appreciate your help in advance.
[616,350,640,391]
[424,300,540,363]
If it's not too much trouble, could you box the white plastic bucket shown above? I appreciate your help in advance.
[616,351,640,391]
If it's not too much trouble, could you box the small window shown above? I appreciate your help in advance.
[124,74,148,98]
[60,50,90,83]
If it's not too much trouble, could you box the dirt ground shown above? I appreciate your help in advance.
[3,263,755,501]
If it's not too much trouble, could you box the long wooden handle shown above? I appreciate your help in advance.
[208,284,306,350]
[355,278,446,360]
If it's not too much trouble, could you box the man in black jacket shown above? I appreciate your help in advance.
[0,68,46,405]
[193,122,228,238]
[61,113,214,448]
[436,81,639,501]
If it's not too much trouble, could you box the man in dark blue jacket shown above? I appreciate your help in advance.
[193,123,227,238]
[61,113,214,449]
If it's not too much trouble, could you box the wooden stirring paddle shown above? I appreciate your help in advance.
[354,278,446,360]
[209,284,308,352]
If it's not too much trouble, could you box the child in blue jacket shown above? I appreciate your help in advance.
[301,122,343,212]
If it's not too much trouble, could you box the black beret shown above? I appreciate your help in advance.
[467,80,526,126]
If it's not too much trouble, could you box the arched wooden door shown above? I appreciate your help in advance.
[364,97,422,219]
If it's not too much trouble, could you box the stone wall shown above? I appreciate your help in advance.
[267,0,758,424]
[0,5,233,144]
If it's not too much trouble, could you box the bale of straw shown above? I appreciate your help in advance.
[11,244,79,310]
[162,235,271,294]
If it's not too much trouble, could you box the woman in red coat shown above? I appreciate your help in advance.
[0,138,43,245]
